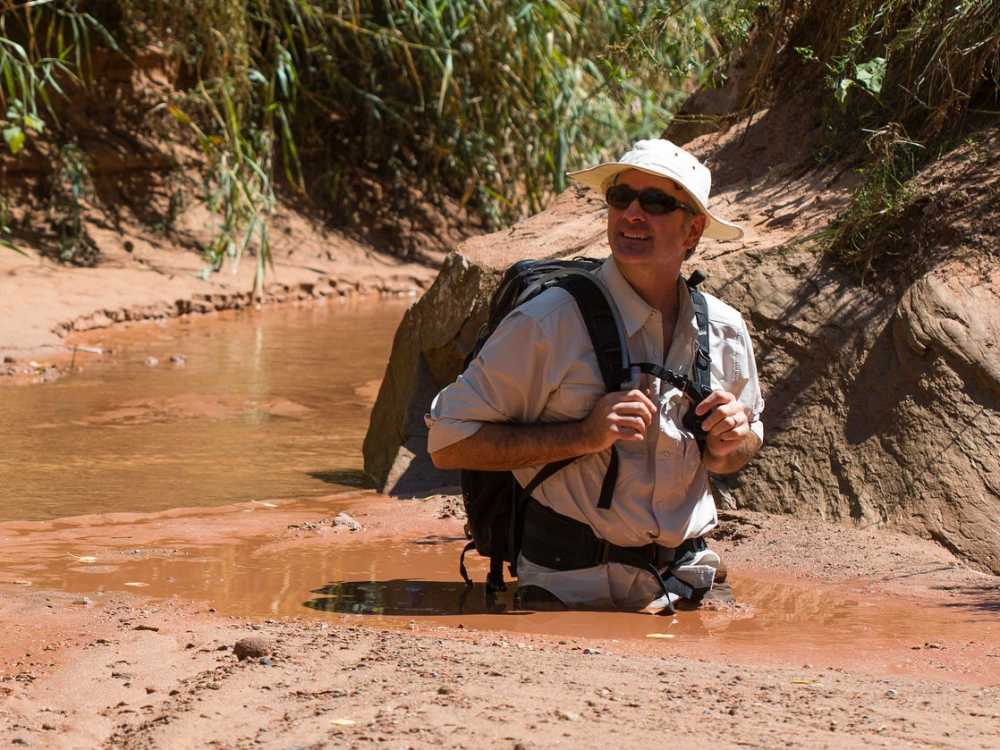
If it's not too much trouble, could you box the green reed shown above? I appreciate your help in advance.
[0,1,754,274]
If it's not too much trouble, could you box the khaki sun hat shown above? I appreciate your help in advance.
[568,139,743,241]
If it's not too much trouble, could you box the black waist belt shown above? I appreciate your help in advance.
[519,496,705,572]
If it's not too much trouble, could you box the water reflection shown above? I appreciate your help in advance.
[0,300,411,521]
[304,580,527,616]
[306,470,376,488]
[5,511,999,678]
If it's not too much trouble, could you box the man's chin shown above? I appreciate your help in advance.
[610,242,654,262]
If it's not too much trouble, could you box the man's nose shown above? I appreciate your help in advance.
[622,198,647,220]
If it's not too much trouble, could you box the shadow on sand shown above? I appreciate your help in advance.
[933,583,1000,614]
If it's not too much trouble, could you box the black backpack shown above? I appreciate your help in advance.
[457,258,713,593]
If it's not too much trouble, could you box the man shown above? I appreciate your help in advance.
[426,139,764,612]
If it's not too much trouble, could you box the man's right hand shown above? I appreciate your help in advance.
[581,389,658,452]
[430,389,658,471]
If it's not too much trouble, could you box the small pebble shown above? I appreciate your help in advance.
[144,356,159,367]
[885,689,898,699]
[233,636,272,661]
[333,512,362,532]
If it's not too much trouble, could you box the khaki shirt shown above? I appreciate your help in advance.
[426,257,764,548]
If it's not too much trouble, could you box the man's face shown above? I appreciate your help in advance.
[606,169,706,270]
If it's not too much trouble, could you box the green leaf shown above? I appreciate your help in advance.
[23,114,44,132]
[834,78,853,106]
[3,126,25,154]
[854,57,886,95]
[436,50,453,116]
[1,238,27,256]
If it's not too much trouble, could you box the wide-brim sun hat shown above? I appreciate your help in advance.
[568,139,743,241]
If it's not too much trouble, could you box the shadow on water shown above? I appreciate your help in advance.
[306,469,376,489]
[411,535,468,545]
[304,579,530,617]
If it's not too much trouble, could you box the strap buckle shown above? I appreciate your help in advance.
[596,539,610,564]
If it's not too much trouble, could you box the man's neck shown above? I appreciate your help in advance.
[612,256,682,317]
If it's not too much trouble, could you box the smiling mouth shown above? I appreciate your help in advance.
[620,231,651,240]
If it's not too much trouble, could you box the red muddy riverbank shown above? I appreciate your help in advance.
[1,495,998,749]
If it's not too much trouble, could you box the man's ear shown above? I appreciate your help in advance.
[685,214,707,253]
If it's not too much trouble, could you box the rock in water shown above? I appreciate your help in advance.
[333,512,362,532]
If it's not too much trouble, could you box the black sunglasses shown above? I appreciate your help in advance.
[605,184,696,216]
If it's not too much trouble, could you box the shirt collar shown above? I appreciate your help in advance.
[598,257,655,338]
[598,257,697,341]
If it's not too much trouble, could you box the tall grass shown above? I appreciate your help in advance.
[0,1,756,274]
[133,1,751,238]
[0,1,115,262]
[827,0,999,277]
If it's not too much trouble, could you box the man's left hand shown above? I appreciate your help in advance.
[694,390,751,458]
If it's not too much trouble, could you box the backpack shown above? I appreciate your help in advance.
[457,258,713,593]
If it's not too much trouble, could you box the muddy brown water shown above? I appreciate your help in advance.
[0,299,410,521]
[3,501,998,684]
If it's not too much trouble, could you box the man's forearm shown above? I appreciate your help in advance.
[702,431,762,475]
[430,421,594,471]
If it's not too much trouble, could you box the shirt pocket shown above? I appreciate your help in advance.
[658,391,693,461]
[543,379,604,422]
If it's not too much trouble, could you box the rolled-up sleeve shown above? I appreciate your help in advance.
[425,309,558,454]
[738,319,765,442]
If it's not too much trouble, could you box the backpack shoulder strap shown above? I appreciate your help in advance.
[557,272,624,509]
[525,272,626,514]
[557,273,625,392]
[683,272,712,453]
[686,271,711,393]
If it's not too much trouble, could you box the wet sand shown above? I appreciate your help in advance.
[1,497,999,748]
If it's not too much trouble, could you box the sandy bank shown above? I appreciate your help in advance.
[0,205,438,384]
[1,493,998,748]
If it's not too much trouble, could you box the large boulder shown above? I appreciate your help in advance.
[362,190,608,496]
